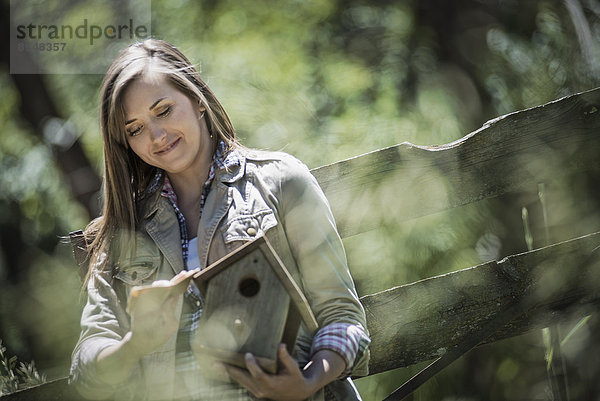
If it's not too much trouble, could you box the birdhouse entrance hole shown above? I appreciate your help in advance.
[239,275,260,297]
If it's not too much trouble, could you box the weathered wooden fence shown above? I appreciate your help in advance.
[311,87,600,377]
[2,88,599,400]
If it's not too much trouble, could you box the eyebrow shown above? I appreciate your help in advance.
[125,97,167,125]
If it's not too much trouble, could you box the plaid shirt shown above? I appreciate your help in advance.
[160,142,369,400]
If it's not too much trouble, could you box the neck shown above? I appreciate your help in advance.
[167,141,215,206]
[168,169,207,205]
[167,164,211,238]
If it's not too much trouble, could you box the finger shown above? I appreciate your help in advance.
[172,270,187,279]
[277,344,299,373]
[225,364,259,393]
[244,353,267,380]
[181,268,199,278]
[171,270,192,281]
[224,364,247,380]
[151,279,171,287]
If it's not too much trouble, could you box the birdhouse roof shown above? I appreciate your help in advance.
[193,235,319,333]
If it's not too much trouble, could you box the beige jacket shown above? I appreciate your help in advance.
[70,149,369,400]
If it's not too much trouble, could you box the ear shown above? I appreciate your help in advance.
[198,100,206,112]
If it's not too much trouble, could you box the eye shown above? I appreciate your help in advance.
[157,106,171,118]
[127,124,143,137]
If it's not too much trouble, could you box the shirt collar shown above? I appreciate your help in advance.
[214,144,245,184]
[141,140,245,220]
[146,140,244,200]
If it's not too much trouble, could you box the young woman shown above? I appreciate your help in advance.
[70,39,370,401]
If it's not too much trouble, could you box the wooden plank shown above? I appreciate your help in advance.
[0,378,80,401]
[311,88,600,238]
[361,231,600,375]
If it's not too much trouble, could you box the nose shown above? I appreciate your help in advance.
[148,122,167,143]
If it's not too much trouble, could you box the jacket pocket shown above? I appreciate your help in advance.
[114,256,160,286]
[221,209,278,244]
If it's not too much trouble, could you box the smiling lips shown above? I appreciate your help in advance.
[155,137,181,155]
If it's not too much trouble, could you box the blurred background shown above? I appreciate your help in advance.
[1,0,600,399]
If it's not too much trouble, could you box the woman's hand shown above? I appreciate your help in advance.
[95,270,193,385]
[94,294,179,386]
[126,269,195,357]
[225,344,346,401]
[126,290,181,358]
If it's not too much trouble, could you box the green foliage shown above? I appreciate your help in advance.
[0,339,46,395]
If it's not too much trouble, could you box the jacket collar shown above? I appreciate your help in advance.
[144,195,185,274]
[215,147,245,184]
[142,187,162,220]
[217,146,288,183]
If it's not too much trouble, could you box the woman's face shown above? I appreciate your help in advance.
[123,73,212,179]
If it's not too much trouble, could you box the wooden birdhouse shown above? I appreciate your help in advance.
[191,236,318,373]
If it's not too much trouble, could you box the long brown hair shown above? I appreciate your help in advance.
[85,39,238,276]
